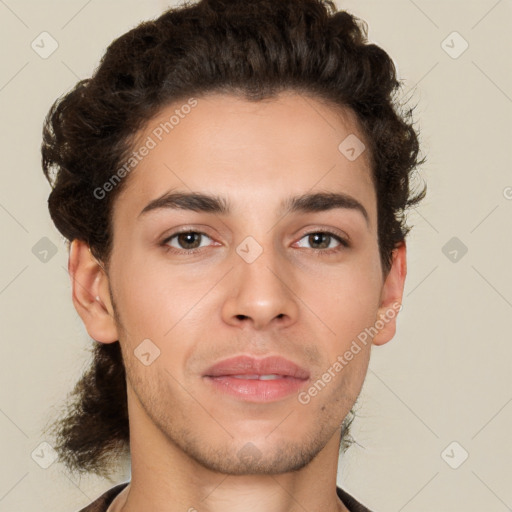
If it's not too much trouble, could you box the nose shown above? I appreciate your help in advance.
[221,246,299,331]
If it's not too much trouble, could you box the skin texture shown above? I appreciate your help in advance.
[69,91,406,512]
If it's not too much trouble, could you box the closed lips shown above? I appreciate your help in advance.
[230,374,293,380]
[204,355,310,380]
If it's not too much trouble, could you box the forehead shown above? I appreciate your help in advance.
[114,91,376,224]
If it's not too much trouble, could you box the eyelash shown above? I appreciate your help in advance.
[160,229,350,256]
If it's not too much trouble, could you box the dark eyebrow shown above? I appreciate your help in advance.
[138,191,230,217]
[283,191,369,226]
[138,190,369,226]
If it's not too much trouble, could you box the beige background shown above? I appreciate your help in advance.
[1,0,511,511]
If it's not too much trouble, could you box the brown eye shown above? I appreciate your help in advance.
[307,233,331,249]
[176,232,202,249]
[163,231,213,252]
[296,231,349,251]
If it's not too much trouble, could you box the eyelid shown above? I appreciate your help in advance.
[295,226,350,246]
[161,225,216,242]
[161,228,216,248]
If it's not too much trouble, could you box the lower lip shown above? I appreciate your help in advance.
[204,376,308,402]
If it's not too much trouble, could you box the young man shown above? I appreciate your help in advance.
[41,1,425,511]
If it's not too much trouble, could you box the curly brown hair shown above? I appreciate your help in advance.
[41,0,426,478]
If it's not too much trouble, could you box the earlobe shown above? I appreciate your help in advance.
[372,242,407,346]
[68,239,119,343]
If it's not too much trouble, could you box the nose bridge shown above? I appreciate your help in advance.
[238,239,284,293]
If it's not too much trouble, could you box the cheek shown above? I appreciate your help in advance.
[307,263,382,341]
[304,267,380,398]
[113,253,211,339]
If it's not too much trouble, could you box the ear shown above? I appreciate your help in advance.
[68,239,119,343]
[372,242,407,346]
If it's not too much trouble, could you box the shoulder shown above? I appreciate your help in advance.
[76,482,129,512]
[336,486,374,512]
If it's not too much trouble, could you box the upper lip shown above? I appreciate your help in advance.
[203,355,310,380]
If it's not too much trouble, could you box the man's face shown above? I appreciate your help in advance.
[102,91,397,474]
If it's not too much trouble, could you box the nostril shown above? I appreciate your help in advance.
[236,314,248,320]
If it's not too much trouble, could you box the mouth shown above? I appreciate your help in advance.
[225,374,293,380]
[203,355,310,402]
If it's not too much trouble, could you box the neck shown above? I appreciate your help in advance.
[113,402,349,512]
